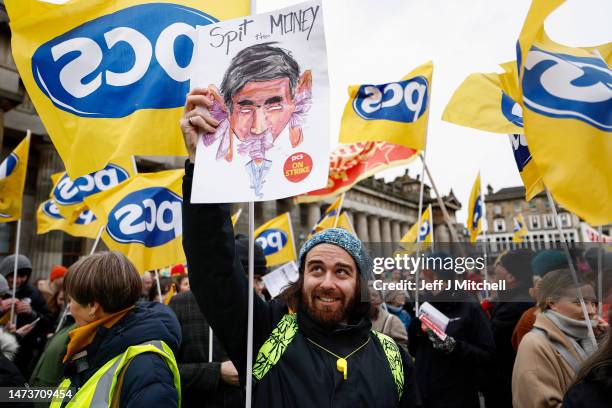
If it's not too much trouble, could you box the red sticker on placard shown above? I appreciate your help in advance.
[283,152,313,183]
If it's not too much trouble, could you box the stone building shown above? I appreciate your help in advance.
[231,170,462,248]
[0,3,462,280]
[483,185,583,254]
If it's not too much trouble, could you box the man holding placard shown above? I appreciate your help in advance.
[180,60,419,408]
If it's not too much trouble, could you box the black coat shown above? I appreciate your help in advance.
[563,370,612,408]
[408,290,495,408]
[484,286,534,408]
[169,290,244,408]
[59,302,181,408]
[0,353,34,408]
[182,165,419,408]
[12,282,54,378]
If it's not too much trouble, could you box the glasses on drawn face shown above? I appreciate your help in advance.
[234,99,286,115]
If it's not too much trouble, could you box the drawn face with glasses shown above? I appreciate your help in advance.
[229,77,296,144]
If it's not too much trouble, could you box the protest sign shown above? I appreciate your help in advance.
[190,0,329,202]
[418,301,449,340]
[262,261,299,299]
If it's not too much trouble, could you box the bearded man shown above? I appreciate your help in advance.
[181,106,418,407]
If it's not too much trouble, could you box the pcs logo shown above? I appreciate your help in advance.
[501,92,523,128]
[256,229,288,256]
[0,153,18,181]
[32,4,218,118]
[42,200,63,220]
[508,134,532,172]
[352,77,429,123]
[107,187,182,247]
[471,196,482,229]
[53,164,130,206]
[42,200,97,225]
[523,47,612,131]
[418,221,430,241]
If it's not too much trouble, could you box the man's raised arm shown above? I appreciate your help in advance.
[180,89,278,379]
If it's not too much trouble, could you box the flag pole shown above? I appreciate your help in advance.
[429,204,434,253]
[209,327,214,363]
[9,218,22,326]
[89,226,104,255]
[246,202,255,408]
[480,172,490,299]
[597,226,603,317]
[414,151,427,314]
[546,189,597,349]
[154,269,163,303]
[421,158,461,243]
[246,2,257,405]
[332,193,345,228]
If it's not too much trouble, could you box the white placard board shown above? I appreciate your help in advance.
[191,0,329,202]
[262,261,299,299]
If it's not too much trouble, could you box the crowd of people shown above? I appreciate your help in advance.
[0,90,610,407]
[0,226,611,408]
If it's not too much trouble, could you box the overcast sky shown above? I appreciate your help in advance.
[40,0,612,222]
[258,0,611,223]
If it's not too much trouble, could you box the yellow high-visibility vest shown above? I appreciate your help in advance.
[50,340,180,408]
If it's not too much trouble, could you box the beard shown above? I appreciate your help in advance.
[301,286,356,327]
[236,128,274,161]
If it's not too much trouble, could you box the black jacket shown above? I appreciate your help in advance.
[59,302,181,408]
[12,282,54,378]
[169,290,244,408]
[562,369,612,408]
[484,286,534,408]
[408,290,495,408]
[0,353,34,408]
[182,166,419,408]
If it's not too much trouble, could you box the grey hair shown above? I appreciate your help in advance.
[220,42,300,112]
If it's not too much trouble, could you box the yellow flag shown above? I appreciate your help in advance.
[37,199,102,239]
[400,206,433,247]
[466,173,482,243]
[513,213,529,243]
[339,61,433,150]
[308,194,345,238]
[254,213,297,268]
[231,208,242,227]
[49,156,136,221]
[337,212,356,236]
[0,134,30,222]
[442,62,545,200]
[443,71,523,134]
[6,0,250,178]
[517,1,612,225]
[84,169,185,273]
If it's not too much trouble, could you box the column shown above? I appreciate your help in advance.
[30,143,64,280]
[306,203,321,230]
[401,222,410,237]
[368,215,381,242]
[355,212,369,242]
[391,220,401,243]
[380,218,392,242]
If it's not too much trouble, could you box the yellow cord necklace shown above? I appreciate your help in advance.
[306,337,370,380]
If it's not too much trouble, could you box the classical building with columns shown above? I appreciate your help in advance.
[0,4,463,280]
[232,171,463,247]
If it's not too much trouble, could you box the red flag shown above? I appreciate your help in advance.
[297,142,418,202]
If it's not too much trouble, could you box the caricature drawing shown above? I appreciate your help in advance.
[201,42,312,198]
